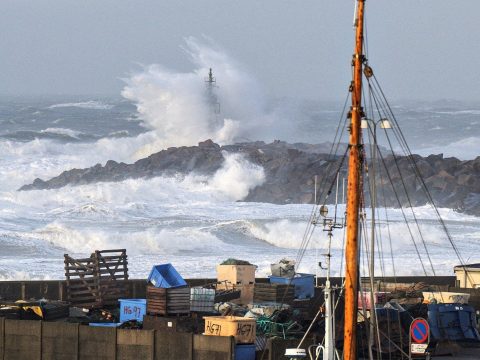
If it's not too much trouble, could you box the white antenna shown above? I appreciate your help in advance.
[314,175,318,287]
[334,175,339,222]
[314,178,343,360]
[353,0,358,27]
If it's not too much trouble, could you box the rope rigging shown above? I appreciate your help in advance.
[282,5,476,356]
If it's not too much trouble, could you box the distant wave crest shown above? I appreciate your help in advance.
[40,127,83,139]
[434,110,480,116]
[48,100,113,110]
[1,127,91,142]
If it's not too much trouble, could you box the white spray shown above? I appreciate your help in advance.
[121,37,268,158]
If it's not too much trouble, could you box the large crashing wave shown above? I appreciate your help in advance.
[1,37,298,193]
[206,152,265,200]
[121,37,293,158]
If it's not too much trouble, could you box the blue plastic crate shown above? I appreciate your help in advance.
[89,322,121,327]
[269,273,314,299]
[235,344,255,360]
[119,299,147,322]
[148,263,187,288]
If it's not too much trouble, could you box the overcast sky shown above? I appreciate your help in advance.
[1,1,479,101]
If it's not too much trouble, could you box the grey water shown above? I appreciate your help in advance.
[0,95,478,280]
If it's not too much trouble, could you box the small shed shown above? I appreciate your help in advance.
[454,263,480,288]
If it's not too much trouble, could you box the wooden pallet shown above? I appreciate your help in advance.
[64,249,129,308]
[146,286,190,316]
[95,249,129,306]
[64,254,100,308]
[253,283,295,305]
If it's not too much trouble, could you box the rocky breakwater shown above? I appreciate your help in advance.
[19,140,480,216]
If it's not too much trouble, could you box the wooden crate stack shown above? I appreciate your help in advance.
[146,285,190,316]
[216,264,255,305]
[64,249,129,308]
[253,283,295,305]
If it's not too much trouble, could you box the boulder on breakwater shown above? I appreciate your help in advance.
[19,140,480,216]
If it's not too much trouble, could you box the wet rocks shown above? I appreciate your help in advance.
[19,141,480,216]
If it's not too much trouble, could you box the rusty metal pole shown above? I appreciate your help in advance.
[343,1,365,359]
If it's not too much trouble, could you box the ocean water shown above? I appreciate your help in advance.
[0,95,479,281]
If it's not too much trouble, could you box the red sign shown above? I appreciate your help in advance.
[410,318,429,344]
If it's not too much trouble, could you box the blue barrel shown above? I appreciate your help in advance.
[235,344,255,360]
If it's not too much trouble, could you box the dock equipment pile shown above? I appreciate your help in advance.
[64,249,129,308]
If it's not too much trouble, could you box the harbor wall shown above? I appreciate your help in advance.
[42,321,79,360]
[0,319,235,360]
[0,276,456,301]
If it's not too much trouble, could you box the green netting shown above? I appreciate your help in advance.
[220,258,252,265]
[255,313,303,339]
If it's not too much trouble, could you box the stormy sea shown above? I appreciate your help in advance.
[1,42,479,280]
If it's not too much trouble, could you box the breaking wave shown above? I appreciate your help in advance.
[121,37,297,158]
[34,222,226,255]
[121,37,258,156]
[206,152,265,201]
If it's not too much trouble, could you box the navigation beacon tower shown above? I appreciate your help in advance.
[205,68,221,130]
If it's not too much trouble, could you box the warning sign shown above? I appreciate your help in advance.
[409,317,430,358]
[410,318,429,344]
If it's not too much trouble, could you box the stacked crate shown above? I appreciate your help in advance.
[216,264,255,305]
[146,286,190,316]
[190,288,215,312]
[253,283,295,305]
[145,263,190,317]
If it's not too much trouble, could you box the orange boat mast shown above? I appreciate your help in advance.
[343,0,366,359]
